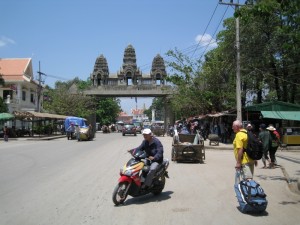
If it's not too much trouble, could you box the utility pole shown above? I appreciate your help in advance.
[37,61,44,112]
[219,0,249,122]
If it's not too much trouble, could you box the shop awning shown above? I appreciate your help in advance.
[13,111,68,120]
[261,111,300,121]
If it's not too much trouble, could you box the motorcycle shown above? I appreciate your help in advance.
[167,126,174,137]
[112,149,169,206]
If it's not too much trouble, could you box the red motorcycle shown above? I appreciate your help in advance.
[112,149,169,206]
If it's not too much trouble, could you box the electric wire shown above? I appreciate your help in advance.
[139,2,231,72]
[190,2,219,58]
[195,5,229,62]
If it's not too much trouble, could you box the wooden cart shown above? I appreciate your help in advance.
[171,133,205,163]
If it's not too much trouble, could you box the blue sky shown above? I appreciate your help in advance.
[0,0,234,115]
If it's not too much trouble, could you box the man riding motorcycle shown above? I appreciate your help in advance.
[133,128,164,189]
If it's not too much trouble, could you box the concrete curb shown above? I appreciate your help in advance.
[26,135,66,141]
[280,166,300,195]
[7,135,66,141]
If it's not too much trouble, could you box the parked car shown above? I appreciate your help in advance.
[122,124,137,136]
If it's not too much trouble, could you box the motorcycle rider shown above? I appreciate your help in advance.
[134,128,164,189]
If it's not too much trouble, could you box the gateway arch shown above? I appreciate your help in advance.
[83,45,174,126]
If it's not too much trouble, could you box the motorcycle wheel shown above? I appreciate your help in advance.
[151,175,166,195]
[112,182,129,206]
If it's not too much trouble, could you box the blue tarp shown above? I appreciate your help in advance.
[64,117,87,129]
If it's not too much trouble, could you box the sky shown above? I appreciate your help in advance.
[0,0,235,115]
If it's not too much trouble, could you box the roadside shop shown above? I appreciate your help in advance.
[245,101,300,145]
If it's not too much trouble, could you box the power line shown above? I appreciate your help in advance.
[190,2,219,58]
[196,5,230,62]
[140,3,232,72]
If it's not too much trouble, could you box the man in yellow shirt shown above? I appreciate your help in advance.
[232,120,257,180]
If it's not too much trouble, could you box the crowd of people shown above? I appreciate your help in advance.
[232,120,282,182]
[172,119,233,143]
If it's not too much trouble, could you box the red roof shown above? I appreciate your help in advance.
[0,58,33,81]
[119,111,128,116]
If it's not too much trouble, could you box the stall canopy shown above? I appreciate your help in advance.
[261,111,300,121]
[245,101,300,112]
[245,101,300,121]
[13,111,68,120]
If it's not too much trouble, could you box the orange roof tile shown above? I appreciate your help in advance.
[0,58,32,82]
[131,109,144,115]
[119,111,128,116]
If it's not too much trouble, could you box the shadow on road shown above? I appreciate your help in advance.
[121,191,173,206]
[236,207,269,217]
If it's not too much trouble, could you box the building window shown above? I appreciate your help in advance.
[3,90,13,99]
[30,93,35,103]
[22,91,26,101]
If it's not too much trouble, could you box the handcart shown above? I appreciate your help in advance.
[171,131,205,163]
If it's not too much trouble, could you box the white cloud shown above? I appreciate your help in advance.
[195,33,218,49]
[0,36,16,47]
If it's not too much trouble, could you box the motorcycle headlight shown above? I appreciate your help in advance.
[124,169,132,176]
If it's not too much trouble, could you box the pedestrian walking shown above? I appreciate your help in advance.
[3,125,8,142]
[259,124,271,168]
[219,122,226,143]
[66,123,75,140]
[75,124,80,141]
[232,120,257,180]
[267,125,280,168]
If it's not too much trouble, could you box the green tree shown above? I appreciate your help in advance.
[166,48,205,118]
[145,97,165,121]
[43,78,121,124]
[43,79,96,118]
[237,0,300,104]
[166,45,236,119]
[164,0,300,120]
[96,97,121,125]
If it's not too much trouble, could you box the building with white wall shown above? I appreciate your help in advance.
[0,58,41,113]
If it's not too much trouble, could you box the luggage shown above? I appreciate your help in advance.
[234,171,268,214]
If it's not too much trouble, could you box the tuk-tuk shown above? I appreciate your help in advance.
[65,117,92,141]
[151,121,165,136]
[116,121,124,132]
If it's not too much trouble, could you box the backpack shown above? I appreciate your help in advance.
[270,131,280,148]
[242,131,263,160]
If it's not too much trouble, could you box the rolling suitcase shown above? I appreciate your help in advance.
[234,171,268,214]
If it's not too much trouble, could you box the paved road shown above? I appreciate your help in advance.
[0,133,300,225]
